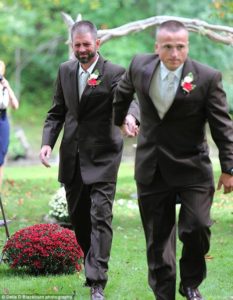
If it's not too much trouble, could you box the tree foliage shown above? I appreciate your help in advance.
[0,0,232,110]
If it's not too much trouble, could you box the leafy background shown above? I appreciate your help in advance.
[0,0,233,111]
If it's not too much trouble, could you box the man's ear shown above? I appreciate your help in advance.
[155,43,158,54]
[96,39,101,50]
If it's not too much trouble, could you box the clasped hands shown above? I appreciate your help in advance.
[121,114,139,137]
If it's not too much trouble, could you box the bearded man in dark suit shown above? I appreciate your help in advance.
[113,20,233,300]
[40,20,139,300]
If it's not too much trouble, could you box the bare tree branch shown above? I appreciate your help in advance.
[98,16,233,46]
[62,13,233,49]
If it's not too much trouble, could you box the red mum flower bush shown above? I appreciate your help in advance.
[3,223,84,275]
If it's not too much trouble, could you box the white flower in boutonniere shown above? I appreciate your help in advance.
[181,72,196,94]
[87,70,101,87]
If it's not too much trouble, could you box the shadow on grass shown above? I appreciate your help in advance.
[0,262,82,280]
[0,264,29,278]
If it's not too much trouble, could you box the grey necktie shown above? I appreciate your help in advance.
[162,72,176,114]
[79,71,89,99]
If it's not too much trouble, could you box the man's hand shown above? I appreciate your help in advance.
[39,145,52,168]
[217,173,233,194]
[120,114,139,137]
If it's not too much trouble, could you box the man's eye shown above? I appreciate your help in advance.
[177,45,185,50]
[75,43,91,47]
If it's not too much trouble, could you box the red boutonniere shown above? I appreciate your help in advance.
[87,70,101,87]
[181,72,196,94]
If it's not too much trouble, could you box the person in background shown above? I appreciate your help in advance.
[39,20,139,300]
[0,60,19,191]
[113,20,233,300]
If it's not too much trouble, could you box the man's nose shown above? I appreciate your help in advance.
[171,47,178,56]
[79,45,86,52]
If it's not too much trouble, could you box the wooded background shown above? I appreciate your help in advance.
[1,0,233,112]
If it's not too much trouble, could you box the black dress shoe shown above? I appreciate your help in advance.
[90,284,104,300]
[179,284,204,300]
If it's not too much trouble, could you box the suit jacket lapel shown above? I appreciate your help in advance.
[142,55,161,120]
[176,58,198,99]
[67,60,79,118]
[142,55,160,96]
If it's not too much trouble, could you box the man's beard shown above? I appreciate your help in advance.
[75,51,96,64]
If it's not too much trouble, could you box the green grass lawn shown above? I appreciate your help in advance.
[0,162,232,299]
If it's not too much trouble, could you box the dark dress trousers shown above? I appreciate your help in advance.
[42,55,139,288]
[114,54,233,299]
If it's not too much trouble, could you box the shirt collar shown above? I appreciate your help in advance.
[160,62,183,81]
[79,54,99,76]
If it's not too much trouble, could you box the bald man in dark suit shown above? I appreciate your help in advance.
[114,20,233,300]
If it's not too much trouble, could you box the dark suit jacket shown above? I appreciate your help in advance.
[42,55,138,185]
[114,54,233,186]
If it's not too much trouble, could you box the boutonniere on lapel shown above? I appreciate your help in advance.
[87,70,101,88]
[181,72,196,94]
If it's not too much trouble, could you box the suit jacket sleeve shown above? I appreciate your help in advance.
[41,66,65,148]
[113,56,139,126]
[206,70,233,172]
